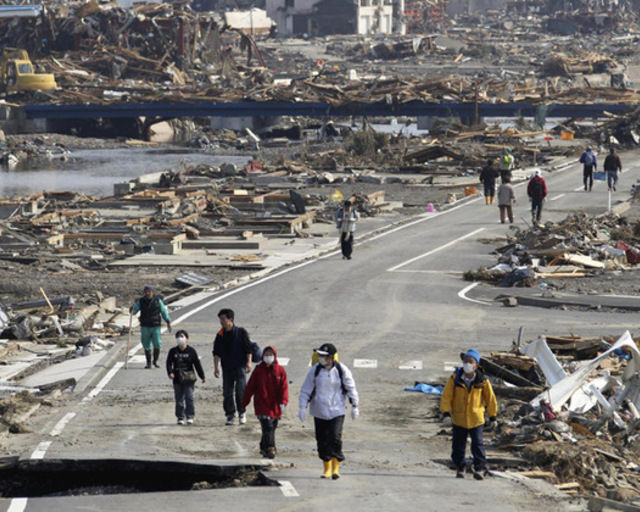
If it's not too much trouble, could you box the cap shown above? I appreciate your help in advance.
[315,343,337,356]
[143,285,154,292]
[460,349,481,364]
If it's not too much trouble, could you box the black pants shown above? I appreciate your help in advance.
[314,416,345,461]
[583,166,593,191]
[340,232,353,259]
[483,182,495,198]
[259,417,279,451]
[222,367,247,418]
[452,424,487,471]
[531,197,543,221]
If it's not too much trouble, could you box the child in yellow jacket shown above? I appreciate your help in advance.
[440,348,498,480]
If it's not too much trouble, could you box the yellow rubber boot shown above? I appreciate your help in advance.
[331,458,340,480]
[322,460,332,478]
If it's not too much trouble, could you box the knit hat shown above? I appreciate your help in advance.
[460,349,481,364]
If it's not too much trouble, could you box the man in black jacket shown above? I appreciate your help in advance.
[479,159,499,205]
[167,330,205,425]
[213,308,253,426]
[604,147,622,192]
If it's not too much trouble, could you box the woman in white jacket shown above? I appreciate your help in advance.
[298,343,359,480]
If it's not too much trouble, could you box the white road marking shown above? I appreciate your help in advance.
[278,357,290,366]
[444,362,459,372]
[399,360,423,370]
[30,440,52,460]
[232,439,248,456]
[354,359,378,368]
[574,185,585,191]
[391,270,464,275]
[387,228,486,272]
[279,480,299,497]
[50,412,76,437]
[7,499,28,512]
[549,193,566,201]
[127,355,147,364]
[457,282,494,306]
[81,362,125,403]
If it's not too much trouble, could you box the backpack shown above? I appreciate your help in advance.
[583,152,595,166]
[530,177,543,198]
[309,362,353,405]
[250,342,262,364]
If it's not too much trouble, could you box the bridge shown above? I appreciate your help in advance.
[23,101,636,120]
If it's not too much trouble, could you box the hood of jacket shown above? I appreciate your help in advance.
[261,345,278,365]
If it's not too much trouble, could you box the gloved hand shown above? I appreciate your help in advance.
[298,409,306,422]
[440,412,452,426]
[351,407,359,420]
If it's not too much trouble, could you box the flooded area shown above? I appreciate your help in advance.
[0,148,251,198]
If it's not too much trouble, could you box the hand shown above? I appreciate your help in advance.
[280,404,286,411]
[166,322,172,333]
[214,368,220,379]
[246,363,252,373]
[169,373,174,380]
[351,407,359,420]
[298,409,307,422]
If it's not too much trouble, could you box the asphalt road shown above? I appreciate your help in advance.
[4,152,638,512]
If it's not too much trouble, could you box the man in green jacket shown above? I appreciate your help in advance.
[131,285,171,368]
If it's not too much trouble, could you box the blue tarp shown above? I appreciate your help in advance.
[404,383,443,395]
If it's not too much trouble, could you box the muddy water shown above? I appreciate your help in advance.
[0,148,251,198]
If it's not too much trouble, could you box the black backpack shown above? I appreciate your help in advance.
[310,363,354,405]
[530,178,543,198]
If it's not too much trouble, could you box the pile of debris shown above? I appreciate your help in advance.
[464,213,640,287]
[480,331,640,502]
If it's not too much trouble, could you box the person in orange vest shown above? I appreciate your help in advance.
[440,349,498,480]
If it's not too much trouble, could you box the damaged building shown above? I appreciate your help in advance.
[266,0,404,36]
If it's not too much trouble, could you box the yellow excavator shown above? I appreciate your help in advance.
[0,48,56,93]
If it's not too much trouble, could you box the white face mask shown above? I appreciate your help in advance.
[263,355,275,365]
[463,362,475,374]
[176,337,187,346]
[320,357,331,367]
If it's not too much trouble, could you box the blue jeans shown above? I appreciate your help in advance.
[452,424,487,471]
[607,171,618,190]
[174,382,195,420]
[222,367,247,418]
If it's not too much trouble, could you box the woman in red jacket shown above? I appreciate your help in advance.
[241,345,288,458]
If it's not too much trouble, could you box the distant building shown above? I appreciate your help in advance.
[266,0,404,36]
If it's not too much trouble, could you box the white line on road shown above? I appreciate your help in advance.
[574,185,585,191]
[81,362,125,403]
[549,193,566,201]
[391,270,464,274]
[457,282,494,306]
[399,360,423,370]
[278,357,290,366]
[279,480,299,497]
[444,362,459,372]
[387,228,486,272]
[30,440,52,460]
[50,412,76,437]
[7,499,28,512]
[354,359,378,368]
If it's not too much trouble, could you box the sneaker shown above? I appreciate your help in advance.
[483,469,493,478]
[239,413,247,425]
[225,416,235,426]
[473,469,484,481]
[266,447,276,459]
[186,418,194,425]
[456,469,464,479]
[177,418,185,425]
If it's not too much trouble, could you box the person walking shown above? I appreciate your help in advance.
[527,169,547,225]
[166,330,205,425]
[334,200,359,260]
[479,159,499,205]
[440,349,498,480]
[241,346,288,458]
[213,308,253,426]
[299,343,359,480]
[604,147,622,192]
[131,285,171,369]
[500,148,515,182]
[579,146,597,191]
[497,176,516,224]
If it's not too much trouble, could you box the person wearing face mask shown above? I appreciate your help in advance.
[440,349,498,480]
[298,343,359,480]
[241,346,288,458]
[166,330,205,425]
